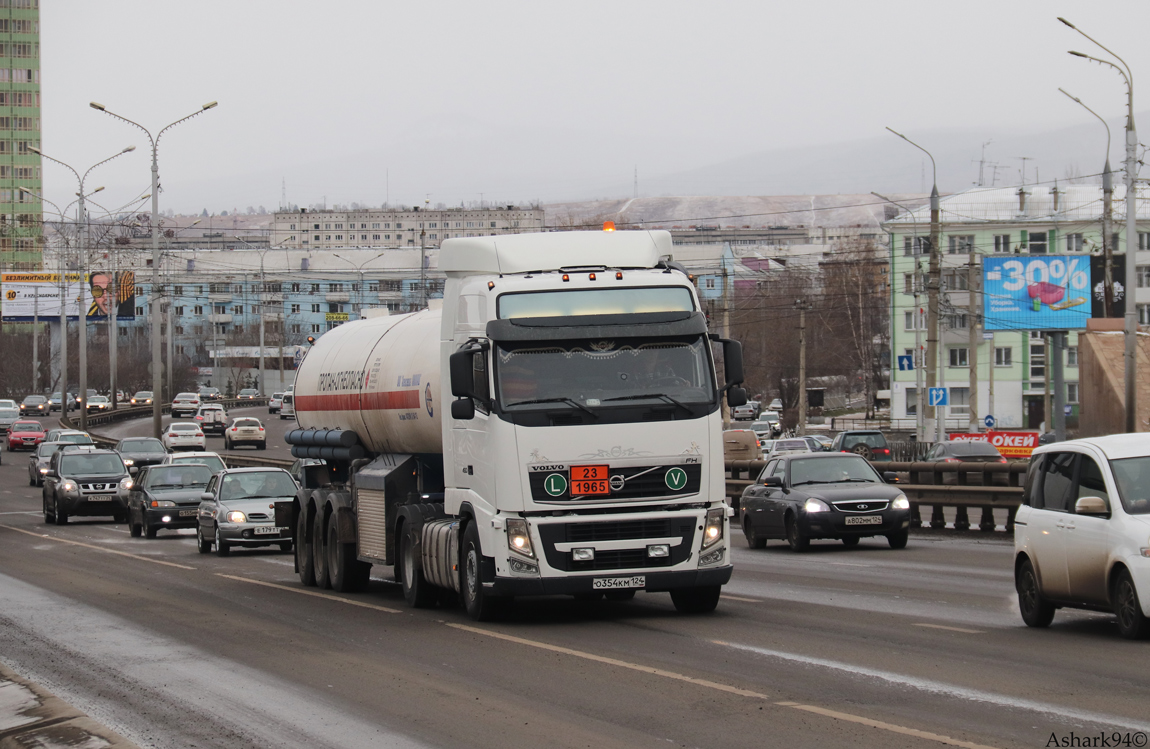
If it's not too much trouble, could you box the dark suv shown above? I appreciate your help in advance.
[830,430,892,461]
[42,447,131,525]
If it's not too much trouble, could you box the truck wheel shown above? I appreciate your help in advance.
[401,523,438,607]
[461,521,506,621]
[313,510,331,589]
[327,520,365,593]
[604,589,636,602]
[670,585,722,614]
[296,507,316,586]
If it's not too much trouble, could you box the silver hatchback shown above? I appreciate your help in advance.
[197,468,297,556]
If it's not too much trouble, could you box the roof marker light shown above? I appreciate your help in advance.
[588,273,596,281]
[603,221,615,232]
[487,281,495,290]
[562,274,570,282]
[616,271,623,280]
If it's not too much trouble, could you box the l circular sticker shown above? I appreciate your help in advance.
[665,467,688,491]
[544,473,568,497]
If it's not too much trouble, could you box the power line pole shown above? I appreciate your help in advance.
[795,299,811,436]
[968,242,980,432]
[108,246,118,409]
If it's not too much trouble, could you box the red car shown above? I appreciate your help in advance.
[7,420,46,451]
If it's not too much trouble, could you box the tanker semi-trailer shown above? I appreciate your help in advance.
[280,229,747,620]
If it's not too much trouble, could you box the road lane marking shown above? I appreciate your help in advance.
[913,623,985,634]
[0,524,195,570]
[450,623,1003,748]
[0,511,41,515]
[784,703,997,749]
[215,574,401,613]
[720,594,763,603]
[714,639,1150,733]
[444,622,770,699]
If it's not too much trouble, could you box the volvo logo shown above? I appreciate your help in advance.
[609,475,626,492]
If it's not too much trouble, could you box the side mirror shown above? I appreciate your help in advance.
[451,398,475,421]
[1074,495,1110,516]
[723,339,745,385]
[449,349,476,398]
[129,466,138,475]
[763,475,783,487]
[200,492,214,502]
[727,386,748,408]
[883,471,900,484]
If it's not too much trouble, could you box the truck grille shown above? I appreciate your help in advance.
[537,518,696,572]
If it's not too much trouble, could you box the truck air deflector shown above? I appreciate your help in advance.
[486,311,707,342]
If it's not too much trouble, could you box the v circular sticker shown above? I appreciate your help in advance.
[665,467,688,491]
[544,473,568,497]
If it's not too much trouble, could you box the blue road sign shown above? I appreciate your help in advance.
[897,355,914,371]
[928,387,949,407]
[984,415,995,429]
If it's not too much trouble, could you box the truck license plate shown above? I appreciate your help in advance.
[571,465,609,495]
[254,526,285,535]
[845,515,882,525]
[592,575,645,590]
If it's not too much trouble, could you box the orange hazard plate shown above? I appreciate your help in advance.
[570,465,609,495]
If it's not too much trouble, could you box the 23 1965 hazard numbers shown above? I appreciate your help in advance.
[571,465,609,495]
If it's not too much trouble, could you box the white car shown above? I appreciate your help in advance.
[279,391,295,421]
[766,438,812,457]
[162,423,206,451]
[194,405,229,435]
[163,451,227,475]
[224,417,267,450]
[1014,433,1150,639]
[171,392,202,418]
[268,393,283,414]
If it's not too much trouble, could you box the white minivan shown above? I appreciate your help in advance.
[1014,434,1150,639]
[279,391,295,421]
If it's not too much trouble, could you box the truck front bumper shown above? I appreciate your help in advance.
[487,564,732,596]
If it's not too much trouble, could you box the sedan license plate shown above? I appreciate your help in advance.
[87,495,115,502]
[844,515,882,526]
[254,526,286,535]
[179,510,197,517]
[592,575,645,590]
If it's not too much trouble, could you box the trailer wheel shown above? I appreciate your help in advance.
[670,585,721,614]
[461,521,507,621]
[399,523,438,607]
[328,520,365,593]
[313,509,331,589]
[296,505,316,586]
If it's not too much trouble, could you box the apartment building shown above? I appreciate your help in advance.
[0,0,41,269]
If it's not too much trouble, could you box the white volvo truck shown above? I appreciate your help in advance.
[281,229,746,619]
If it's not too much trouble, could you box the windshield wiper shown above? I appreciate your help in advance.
[509,397,598,418]
[602,393,691,412]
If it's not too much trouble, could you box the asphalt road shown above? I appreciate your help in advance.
[0,420,1147,749]
[96,403,295,460]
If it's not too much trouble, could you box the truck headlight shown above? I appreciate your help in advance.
[891,494,910,510]
[227,511,247,523]
[506,518,534,558]
[803,498,830,513]
[702,507,724,549]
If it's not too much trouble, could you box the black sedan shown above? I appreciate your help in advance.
[126,463,214,539]
[739,453,911,551]
[115,437,169,472]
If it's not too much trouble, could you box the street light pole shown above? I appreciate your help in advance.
[1061,17,1138,431]
[873,192,925,442]
[91,101,218,438]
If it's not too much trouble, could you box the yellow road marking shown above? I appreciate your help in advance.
[445,622,770,699]
[913,623,985,634]
[720,594,762,603]
[215,573,401,613]
[0,524,195,570]
[784,703,998,749]
[448,625,1002,749]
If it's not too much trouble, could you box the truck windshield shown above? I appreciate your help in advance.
[498,287,694,319]
[495,337,714,408]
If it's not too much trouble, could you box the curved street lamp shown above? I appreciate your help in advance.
[90,101,219,437]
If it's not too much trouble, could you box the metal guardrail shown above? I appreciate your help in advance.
[726,459,1028,533]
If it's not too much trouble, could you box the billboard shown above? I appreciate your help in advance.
[948,431,1038,459]
[983,255,1091,331]
[1089,254,1126,320]
[1,271,136,322]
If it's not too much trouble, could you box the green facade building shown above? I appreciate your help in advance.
[0,0,41,270]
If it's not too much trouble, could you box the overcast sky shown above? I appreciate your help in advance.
[40,0,1150,218]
